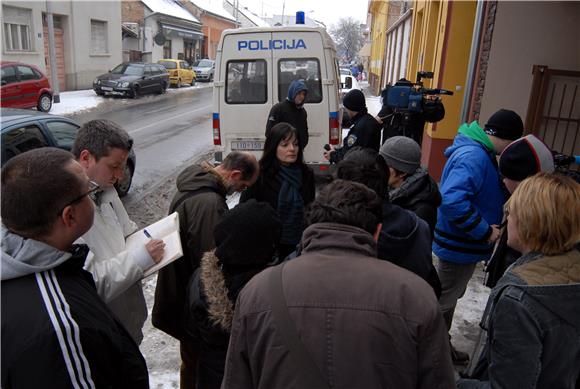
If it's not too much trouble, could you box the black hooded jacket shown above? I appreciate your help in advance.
[389,168,442,236]
[266,80,309,149]
[377,203,441,297]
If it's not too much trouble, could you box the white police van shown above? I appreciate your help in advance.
[211,22,342,173]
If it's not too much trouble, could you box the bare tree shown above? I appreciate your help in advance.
[330,17,365,64]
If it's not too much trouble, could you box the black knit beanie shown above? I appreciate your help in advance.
[343,89,367,112]
[499,135,555,181]
[484,109,524,141]
[214,199,281,266]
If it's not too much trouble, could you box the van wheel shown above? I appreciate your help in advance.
[37,93,52,112]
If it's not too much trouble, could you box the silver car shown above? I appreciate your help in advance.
[192,59,215,82]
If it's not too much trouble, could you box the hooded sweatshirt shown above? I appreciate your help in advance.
[265,79,309,148]
[1,226,148,388]
[377,203,441,297]
[433,121,506,264]
[152,163,229,341]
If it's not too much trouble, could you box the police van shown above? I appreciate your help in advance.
[211,23,342,173]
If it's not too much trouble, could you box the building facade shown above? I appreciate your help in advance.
[181,0,236,60]
[2,0,122,91]
[122,0,203,64]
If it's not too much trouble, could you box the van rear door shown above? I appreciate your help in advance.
[216,32,273,158]
[271,31,328,167]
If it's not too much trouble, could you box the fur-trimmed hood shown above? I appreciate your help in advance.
[200,250,234,331]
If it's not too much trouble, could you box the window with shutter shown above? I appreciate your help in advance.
[90,19,108,54]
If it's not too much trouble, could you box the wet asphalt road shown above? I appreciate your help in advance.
[69,86,214,201]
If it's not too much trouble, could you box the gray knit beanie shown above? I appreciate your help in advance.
[379,136,421,174]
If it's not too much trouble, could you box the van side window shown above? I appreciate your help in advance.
[226,60,267,104]
[278,59,322,104]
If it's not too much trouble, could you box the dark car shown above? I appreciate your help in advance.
[0,108,136,196]
[93,62,169,98]
[192,59,215,82]
[1,61,53,112]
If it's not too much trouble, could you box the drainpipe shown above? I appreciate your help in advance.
[46,0,60,103]
[460,0,485,123]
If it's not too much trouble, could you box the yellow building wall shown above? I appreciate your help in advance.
[369,0,389,89]
[408,0,477,140]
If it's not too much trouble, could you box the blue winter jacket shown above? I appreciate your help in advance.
[432,131,505,264]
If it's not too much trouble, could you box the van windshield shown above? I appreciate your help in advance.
[278,59,322,103]
[226,60,267,104]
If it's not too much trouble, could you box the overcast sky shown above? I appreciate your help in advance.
[237,0,369,28]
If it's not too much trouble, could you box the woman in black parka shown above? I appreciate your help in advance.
[186,200,281,389]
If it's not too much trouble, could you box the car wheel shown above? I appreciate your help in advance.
[209,74,214,82]
[177,79,182,88]
[129,85,140,99]
[191,79,196,86]
[37,93,52,112]
[157,81,167,94]
[94,90,105,96]
[114,162,134,197]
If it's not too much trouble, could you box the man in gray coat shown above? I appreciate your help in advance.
[222,179,455,389]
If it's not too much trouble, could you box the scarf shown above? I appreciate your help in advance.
[277,165,304,245]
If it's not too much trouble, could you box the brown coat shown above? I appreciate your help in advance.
[152,163,228,341]
[222,223,455,389]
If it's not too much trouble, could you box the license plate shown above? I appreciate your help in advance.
[231,140,264,150]
[101,86,113,91]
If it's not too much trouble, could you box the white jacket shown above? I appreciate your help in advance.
[79,187,155,344]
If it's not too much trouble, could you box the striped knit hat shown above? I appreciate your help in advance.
[499,135,555,181]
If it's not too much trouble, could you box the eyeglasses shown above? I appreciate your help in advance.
[57,180,100,216]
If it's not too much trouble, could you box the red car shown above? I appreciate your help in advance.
[1,62,53,112]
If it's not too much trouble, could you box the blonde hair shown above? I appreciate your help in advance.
[506,173,580,255]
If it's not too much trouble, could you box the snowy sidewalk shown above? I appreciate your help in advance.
[48,83,212,116]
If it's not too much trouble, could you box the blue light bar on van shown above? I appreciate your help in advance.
[296,11,305,25]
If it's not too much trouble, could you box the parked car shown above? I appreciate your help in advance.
[93,62,169,98]
[158,59,196,87]
[1,61,53,112]
[192,59,215,82]
[0,108,136,196]
[340,73,361,100]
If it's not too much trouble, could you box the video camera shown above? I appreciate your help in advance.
[385,71,454,114]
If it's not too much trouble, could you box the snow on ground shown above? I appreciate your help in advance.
[49,83,212,116]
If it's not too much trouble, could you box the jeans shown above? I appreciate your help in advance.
[435,256,477,331]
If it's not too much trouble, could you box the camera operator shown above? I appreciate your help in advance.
[377,78,446,145]
[324,89,381,164]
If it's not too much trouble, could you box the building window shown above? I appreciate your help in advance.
[163,40,172,59]
[3,6,32,52]
[90,19,108,54]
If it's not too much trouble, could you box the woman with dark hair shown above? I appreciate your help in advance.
[186,199,281,389]
[240,122,315,260]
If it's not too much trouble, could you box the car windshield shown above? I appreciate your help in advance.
[197,60,213,68]
[111,64,144,76]
[340,69,351,75]
[158,61,177,69]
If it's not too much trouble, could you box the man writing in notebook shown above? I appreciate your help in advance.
[153,151,259,389]
[72,119,165,344]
